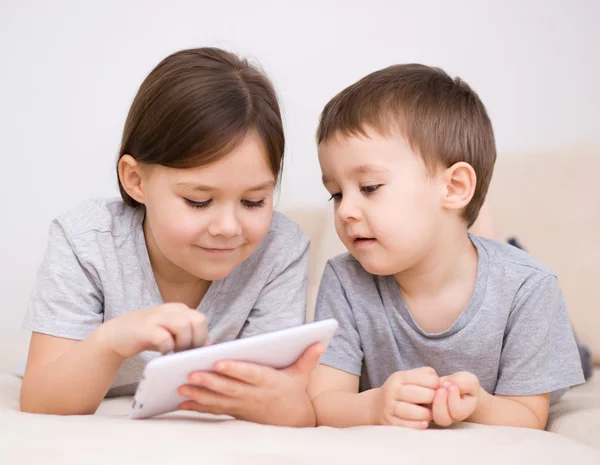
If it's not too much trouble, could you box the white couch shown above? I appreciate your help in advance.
[1,150,598,464]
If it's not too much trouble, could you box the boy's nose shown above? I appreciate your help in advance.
[336,197,361,223]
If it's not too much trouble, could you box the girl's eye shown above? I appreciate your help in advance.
[361,184,383,195]
[328,193,342,202]
[185,198,212,209]
[242,199,266,209]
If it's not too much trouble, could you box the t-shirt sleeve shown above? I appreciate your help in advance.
[495,275,585,396]
[238,228,309,338]
[313,261,363,376]
[22,219,104,340]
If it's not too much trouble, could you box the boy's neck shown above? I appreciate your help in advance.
[394,225,478,304]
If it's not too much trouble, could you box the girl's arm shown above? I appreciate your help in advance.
[20,331,124,415]
[21,303,209,415]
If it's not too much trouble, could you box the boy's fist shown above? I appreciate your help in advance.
[432,371,480,427]
[373,367,440,429]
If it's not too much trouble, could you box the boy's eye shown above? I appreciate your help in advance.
[328,193,342,202]
[185,198,212,209]
[242,199,266,209]
[361,184,382,195]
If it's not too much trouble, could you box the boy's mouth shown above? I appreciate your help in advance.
[353,237,377,248]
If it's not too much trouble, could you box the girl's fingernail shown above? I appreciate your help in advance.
[192,374,203,384]
[216,362,228,371]
[442,381,451,389]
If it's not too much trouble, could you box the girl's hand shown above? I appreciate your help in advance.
[177,343,324,426]
[98,303,209,359]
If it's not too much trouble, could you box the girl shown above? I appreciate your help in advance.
[20,48,321,426]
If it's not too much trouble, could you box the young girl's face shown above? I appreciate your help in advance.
[141,131,276,282]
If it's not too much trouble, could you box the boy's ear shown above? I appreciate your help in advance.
[441,162,476,212]
[118,155,147,205]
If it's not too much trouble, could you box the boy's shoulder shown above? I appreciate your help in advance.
[472,235,559,301]
[55,198,140,239]
[472,234,555,278]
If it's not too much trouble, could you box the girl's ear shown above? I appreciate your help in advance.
[441,161,477,212]
[118,155,147,205]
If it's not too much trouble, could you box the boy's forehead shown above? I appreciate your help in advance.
[319,131,421,185]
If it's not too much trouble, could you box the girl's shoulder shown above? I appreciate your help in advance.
[55,198,142,240]
[264,211,309,248]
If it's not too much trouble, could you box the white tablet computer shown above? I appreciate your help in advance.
[131,318,338,419]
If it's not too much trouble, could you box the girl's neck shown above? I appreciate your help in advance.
[143,217,210,308]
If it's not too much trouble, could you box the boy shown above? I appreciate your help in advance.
[308,64,584,429]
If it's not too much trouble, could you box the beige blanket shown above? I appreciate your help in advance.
[1,371,599,465]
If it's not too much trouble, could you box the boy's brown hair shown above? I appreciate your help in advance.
[117,47,284,208]
[317,64,496,227]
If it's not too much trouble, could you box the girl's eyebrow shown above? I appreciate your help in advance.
[175,180,276,192]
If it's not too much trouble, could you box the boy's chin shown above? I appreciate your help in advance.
[353,255,397,276]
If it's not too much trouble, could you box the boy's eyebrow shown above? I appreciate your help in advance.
[322,164,390,184]
[175,180,276,192]
[352,164,390,176]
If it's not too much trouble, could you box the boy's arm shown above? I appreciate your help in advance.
[309,364,376,427]
[309,364,439,428]
[470,391,551,429]
[432,371,550,429]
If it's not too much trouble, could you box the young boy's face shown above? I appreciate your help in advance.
[318,128,445,276]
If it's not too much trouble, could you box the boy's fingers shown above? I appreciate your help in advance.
[447,384,476,422]
[394,384,437,404]
[444,372,479,395]
[387,416,430,429]
[401,367,440,389]
[447,384,465,421]
[432,388,453,427]
[393,401,433,422]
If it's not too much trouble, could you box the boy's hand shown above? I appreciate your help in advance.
[373,367,440,429]
[98,303,209,359]
[432,371,480,427]
[177,343,324,426]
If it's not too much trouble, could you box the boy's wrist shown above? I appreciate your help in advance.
[468,385,491,423]
[366,387,383,425]
[279,390,317,427]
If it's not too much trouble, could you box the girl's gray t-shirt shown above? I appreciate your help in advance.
[23,198,309,395]
[315,234,584,399]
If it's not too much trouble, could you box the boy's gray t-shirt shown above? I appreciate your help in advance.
[315,234,584,397]
[24,198,309,395]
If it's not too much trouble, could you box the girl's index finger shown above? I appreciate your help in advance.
[213,360,276,387]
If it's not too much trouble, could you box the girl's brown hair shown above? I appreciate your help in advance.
[117,47,285,207]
